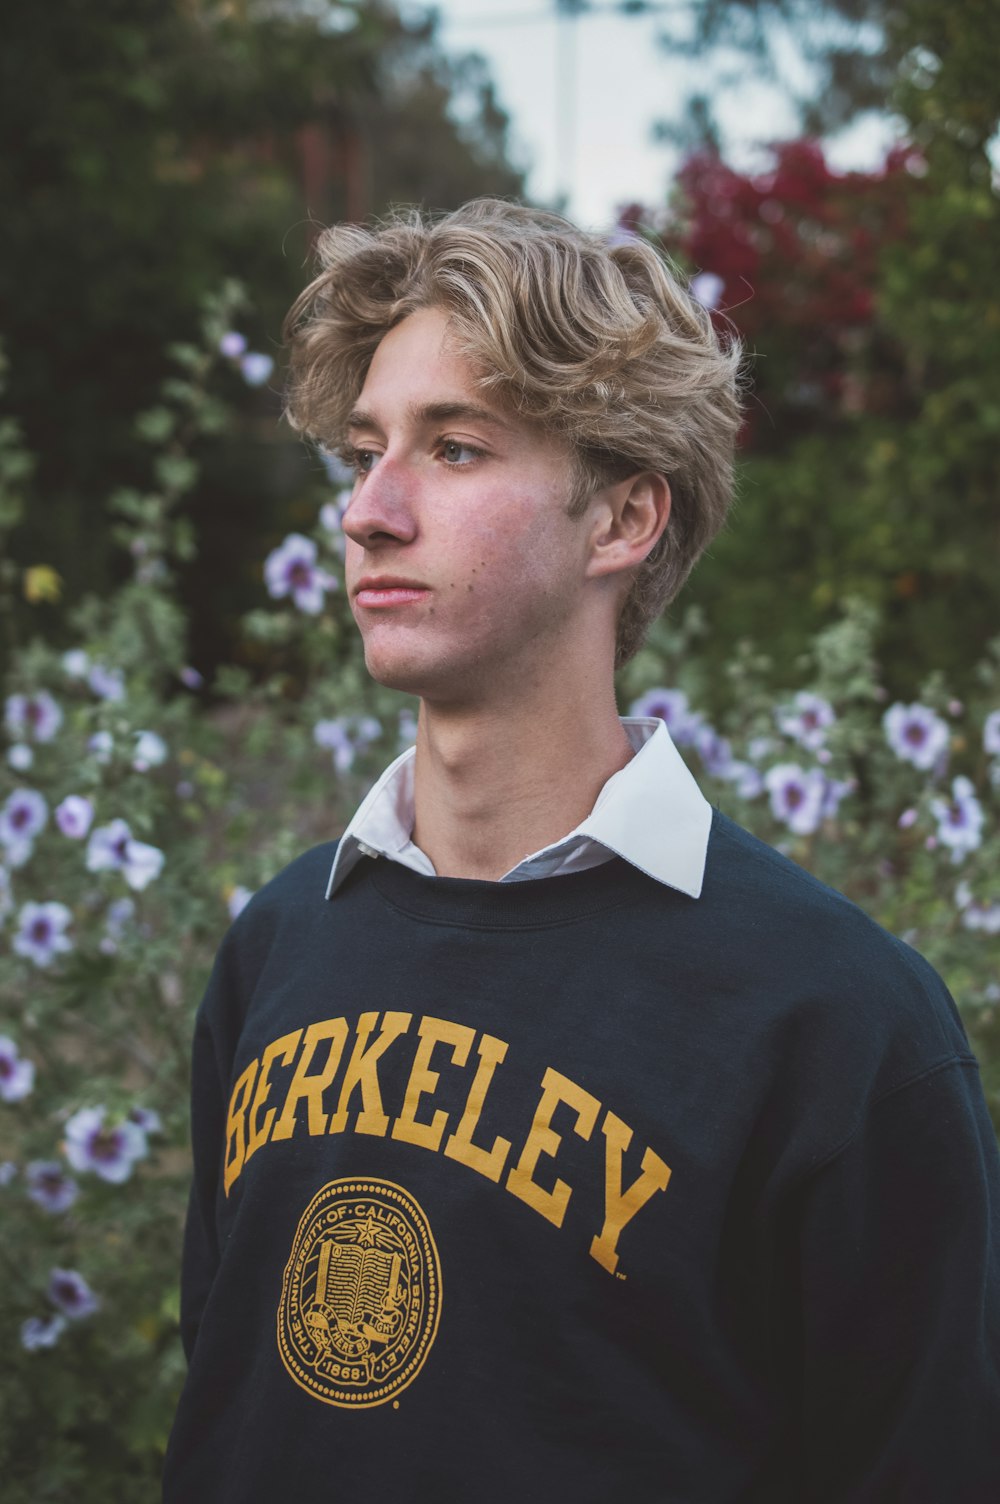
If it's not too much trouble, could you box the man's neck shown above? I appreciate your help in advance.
[410,680,634,881]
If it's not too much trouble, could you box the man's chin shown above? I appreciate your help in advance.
[362,646,482,705]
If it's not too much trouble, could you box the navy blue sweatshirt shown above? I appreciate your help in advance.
[164,813,1000,1502]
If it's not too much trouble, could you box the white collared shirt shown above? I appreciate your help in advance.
[326,717,712,901]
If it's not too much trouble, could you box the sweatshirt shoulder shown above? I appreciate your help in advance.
[700,811,971,1063]
[208,840,340,981]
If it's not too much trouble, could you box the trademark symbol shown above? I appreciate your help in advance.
[615,1271,627,1281]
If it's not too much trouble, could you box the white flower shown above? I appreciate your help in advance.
[0,1035,35,1101]
[13,901,74,968]
[61,649,90,679]
[132,730,168,771]
[5,690,63,744]
[764,763,827,836]
[264,533,337,614]
[776,691,836,752]
[984,710,1000,758]
[86,819,165,891]
[6,743,33,771]
[930,775,984,862]
[690,271,725,310]
[227,885,254,920]
[883,702,949,771]
[55,795,94,840]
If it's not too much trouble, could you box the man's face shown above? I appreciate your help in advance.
[341,306,599,706]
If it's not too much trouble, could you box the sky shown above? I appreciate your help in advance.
[426,0,899,228]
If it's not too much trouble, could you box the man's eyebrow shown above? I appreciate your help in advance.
[345,401,511,434]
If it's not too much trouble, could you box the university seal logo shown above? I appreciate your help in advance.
[277,1177,442,1408]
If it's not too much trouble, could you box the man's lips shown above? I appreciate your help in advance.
[353,578,430,609]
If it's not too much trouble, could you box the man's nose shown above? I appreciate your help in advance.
[341,457,419,549]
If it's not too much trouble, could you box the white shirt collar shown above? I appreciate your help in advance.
[325,717,712,901]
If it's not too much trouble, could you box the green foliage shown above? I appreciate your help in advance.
[0,0,525,649]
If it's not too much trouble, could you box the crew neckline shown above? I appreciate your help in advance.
[362,845,692,930]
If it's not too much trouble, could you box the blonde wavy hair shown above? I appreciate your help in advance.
[282,199,743,668]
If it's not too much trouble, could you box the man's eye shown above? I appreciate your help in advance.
[440,441,481,465]
[349,448,379,475]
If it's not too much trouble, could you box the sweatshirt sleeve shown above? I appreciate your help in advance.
[794,1055,1000,1502]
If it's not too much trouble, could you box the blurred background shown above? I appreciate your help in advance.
[3,0,998,688]
[1,2,998,1495]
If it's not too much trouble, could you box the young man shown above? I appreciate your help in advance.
[164,201,1000,1501]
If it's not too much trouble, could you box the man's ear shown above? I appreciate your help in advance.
[584,472,671,584]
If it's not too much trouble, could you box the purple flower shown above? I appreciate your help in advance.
[86,819,165,891]
[5,690,64,744]
[883,702,949,771]
[55,795,94,840]
[628,688,702,746]
[0,1161,15,1186]
[764,763,827,836]
[955,882,1000,935]
[179,665,204,691]
[693,724,735,779]
[0,1035,35,1102]
[26,1160,79,1214]
[318,450,355,490]
[88,663,125,702]
[7,743,33,772]
[227,885,254,921]
[777,691,835,752]
[264,533,337,614]
[898,807,919,829]
[87,730,114,765]
[13,902,73,968]
[102,896,135,953]
[820,776,854,820]
[930,775,984,862]
[690,271,725,310]
[984,710,1000,758]
[723,760,764,799]
[64,1106,147,1184]
[219,330,247,359]
[48,1268,99,1319]
[0,788,48,866]
[240,351,274,386]
[313,715,381,773]
[128,1105,162,1135]
[398,707,418,750]
[21,1314,66,1351]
